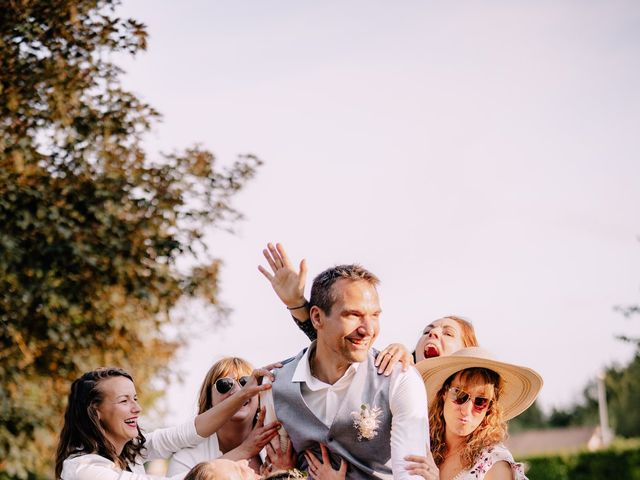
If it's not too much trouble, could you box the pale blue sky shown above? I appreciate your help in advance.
[115,1,640,424]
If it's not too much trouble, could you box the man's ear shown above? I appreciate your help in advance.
[310,305,323,330]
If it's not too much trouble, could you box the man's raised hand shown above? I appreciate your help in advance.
[258,242,308,310]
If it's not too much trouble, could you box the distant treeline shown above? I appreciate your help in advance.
[510,330,640,438]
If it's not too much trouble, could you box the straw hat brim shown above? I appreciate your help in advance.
[415,347,543,421]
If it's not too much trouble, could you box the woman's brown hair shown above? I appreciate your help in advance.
[54,367,146,479]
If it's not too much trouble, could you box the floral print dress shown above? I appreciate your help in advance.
[453,444,527,480]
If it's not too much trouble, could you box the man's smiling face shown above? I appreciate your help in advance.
[316,278,381,364]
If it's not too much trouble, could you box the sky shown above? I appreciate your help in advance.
[114,1,640,426]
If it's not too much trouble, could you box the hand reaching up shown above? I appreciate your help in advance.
[258,243,309,320]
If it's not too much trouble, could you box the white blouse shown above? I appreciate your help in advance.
[166,433,223,476]
[61,420,205,480]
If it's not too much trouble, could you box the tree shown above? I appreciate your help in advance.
[546,382,599,429]
[606,302,640,437]
[0,1,260,477]
[605,350,640,437]
[533,300,640,435]
[507,400,547,433]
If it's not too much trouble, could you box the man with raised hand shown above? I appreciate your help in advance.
[260,247,429,480]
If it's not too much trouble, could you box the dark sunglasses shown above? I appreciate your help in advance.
[447,386,492,412]
[215,376,251,394]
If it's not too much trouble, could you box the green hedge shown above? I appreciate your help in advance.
[525,442,640,479]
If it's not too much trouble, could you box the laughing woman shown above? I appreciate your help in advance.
[55,366,275,480]
[412,315,477,362]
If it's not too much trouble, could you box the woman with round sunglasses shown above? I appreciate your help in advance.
[408,347,543,480]
[55,365,275,480]
[167,358,294,477]
[258,243,479,369]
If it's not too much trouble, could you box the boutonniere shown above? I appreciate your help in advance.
[351,403,382,441]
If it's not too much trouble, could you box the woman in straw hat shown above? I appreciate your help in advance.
[258,243,479,370]
[409,347,543,480]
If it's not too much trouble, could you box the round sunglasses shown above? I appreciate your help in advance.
[447,386,492,412]
[215,376,251,394]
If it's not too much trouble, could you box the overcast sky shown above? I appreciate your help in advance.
[115,1,640,425]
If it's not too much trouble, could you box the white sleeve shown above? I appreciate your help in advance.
[260,381,290,453]
[166,436,219,476]
[143,419,206,461]
[61,454,187,480]
[388,367,429,480]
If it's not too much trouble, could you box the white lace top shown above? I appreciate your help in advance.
[453,444,527,480]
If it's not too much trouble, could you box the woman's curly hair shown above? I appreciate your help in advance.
[429,367,508,469]
[55,367,146,479]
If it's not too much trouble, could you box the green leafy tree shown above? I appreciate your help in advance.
[606,303,640,438]
[508,400,547,433]
[606,351,640,437]
[546,383,599,429]
[543,302,640,436]
[0,1,260,477]
[544,353,640,437]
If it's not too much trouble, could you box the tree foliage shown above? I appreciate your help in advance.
[545,381,599,429]
[524,341,640,437]
[514,302,640,438]
[607,281,640,437]
[0,1,260,477]
[507,400,547,433]
[605,348,640,437]
[509,267,640,438]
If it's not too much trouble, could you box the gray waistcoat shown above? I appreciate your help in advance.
[272,347,395,479]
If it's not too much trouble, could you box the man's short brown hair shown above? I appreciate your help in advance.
[309,264,379,315]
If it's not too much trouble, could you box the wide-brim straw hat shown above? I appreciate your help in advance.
[415,346,543,421]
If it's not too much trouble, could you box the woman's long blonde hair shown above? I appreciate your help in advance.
[197,357,253,414]
[429,368,507,469]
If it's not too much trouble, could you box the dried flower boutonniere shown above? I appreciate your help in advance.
[351,403,382,441]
